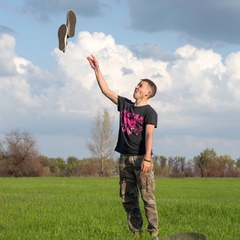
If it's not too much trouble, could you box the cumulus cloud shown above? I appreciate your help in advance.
[0,34,56,129]
[1,31,240,159]
[126,0,240,45]
[225,52,240,100]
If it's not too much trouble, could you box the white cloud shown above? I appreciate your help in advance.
[225,52,240,101]
[0,33,17,74]
[168,45,227,107]
[0,31,240,159]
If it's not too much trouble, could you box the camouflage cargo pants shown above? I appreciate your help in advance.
[119,154,159,236]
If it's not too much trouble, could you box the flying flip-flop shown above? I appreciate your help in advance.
[58,10,77,52]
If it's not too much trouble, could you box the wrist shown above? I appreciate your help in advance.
[144,158,151,163]
[92,66,99,69]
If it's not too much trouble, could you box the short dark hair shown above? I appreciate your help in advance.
[141,79,157,99]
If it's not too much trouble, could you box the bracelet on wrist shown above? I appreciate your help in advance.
[144,158,151,162]
[92,66,99,69]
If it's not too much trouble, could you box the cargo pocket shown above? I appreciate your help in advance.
[120,180,126,199]
[146,175,155,193]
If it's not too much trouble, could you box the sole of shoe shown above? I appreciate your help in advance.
[58,24,67,52]
[66,10,77,38]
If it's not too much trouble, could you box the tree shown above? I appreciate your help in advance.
[86,108,115,176]
[0,129,43,177]
[39,156,67,177]
[236,158,240,176]
[153,155,171,177]
[195,148,217,177]
[193,149,238,177]
[66,156,80,176]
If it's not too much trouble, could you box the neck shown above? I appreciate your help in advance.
[134,99,148,107]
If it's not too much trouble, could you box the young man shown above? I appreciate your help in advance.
[87,55,159,240]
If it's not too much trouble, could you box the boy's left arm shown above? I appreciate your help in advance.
[141,124,155,174]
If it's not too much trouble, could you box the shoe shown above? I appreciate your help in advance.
[134,231,140,239]
[66,10,77,37]
[58,24,68,52]
[151,232,159,240]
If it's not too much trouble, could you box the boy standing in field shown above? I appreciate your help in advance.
[87,55,159,240]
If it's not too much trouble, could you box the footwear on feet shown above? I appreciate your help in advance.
[58,24,68,52]
[133,231,141,239]
[151,232,159,240]
[66,10,77,38]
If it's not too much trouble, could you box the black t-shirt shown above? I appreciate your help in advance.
[115,96,158,156]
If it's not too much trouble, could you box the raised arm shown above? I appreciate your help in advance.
[87,55,118,105]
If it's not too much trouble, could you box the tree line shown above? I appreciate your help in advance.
[0,129,239,178]
[1,109,239,177]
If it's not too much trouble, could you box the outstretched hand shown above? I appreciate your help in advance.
[87,55,99,69]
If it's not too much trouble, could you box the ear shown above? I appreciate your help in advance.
[145,90,152,98]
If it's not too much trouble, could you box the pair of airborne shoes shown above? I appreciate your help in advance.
[58,10,77,52]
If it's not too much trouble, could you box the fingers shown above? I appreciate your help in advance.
[87,55,97,63]
[87,55,99,68]
[87,56,92,61]
[87,56,94,66]
[87,55,95,60]
[141,161,151,174]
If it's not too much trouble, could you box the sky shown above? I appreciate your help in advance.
[0,0,240,161]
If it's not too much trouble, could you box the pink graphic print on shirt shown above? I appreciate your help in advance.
[120,110,144,136]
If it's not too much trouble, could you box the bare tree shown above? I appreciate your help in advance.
[86,108,115,176]
[0,129,43,177]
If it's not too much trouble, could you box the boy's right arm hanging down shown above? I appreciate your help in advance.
[87,55,118,105]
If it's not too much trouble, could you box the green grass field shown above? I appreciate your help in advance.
[0,177,239,240]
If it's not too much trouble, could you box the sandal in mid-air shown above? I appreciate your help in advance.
[58,10,77,52]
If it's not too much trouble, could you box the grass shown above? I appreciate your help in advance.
[0,177,239,240]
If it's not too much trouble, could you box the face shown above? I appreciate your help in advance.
[133,81,151,100]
